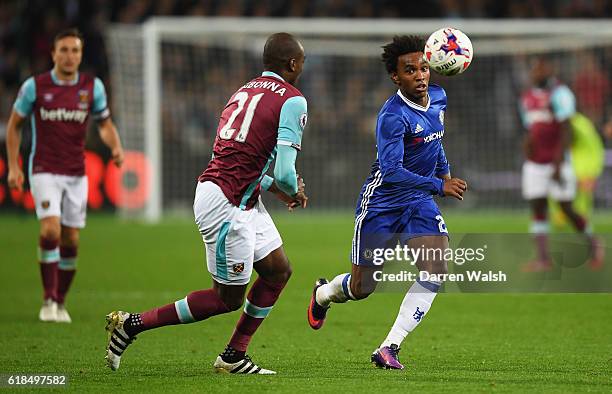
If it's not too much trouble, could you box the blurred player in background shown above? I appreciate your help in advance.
[105,32,308,375]
[549,112,604,226]
[604,118,612,139]
[307,35,467,370]
[519,57,604,272]
[5,28,124,323]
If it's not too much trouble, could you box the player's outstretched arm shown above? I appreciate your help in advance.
[98,118,124,168]
[6,110,26,191]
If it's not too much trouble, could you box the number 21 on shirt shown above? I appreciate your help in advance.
[219,92,264,142]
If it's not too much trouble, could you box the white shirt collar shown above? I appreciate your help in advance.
[397,89,430,112]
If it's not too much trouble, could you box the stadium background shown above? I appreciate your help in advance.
[0,0,611,215]
[1,2,611,392]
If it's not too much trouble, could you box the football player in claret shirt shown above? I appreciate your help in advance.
[105,33,308,375]
[519,57,604,272]
[307,35,467,369]
[5,28,124,323]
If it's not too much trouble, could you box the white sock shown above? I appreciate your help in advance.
[380,279,441,348]
[315,273,354,307]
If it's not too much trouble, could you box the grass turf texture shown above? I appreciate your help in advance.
[1,211,611,393]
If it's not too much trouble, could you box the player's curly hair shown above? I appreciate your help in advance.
[381,35,426,74]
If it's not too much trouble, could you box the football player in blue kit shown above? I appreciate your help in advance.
[307,35,467,369]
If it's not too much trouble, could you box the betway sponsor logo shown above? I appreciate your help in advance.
[40,107,88,123]
[424,130,444,143]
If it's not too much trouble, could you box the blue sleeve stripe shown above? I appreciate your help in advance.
[278,96,307,148]
[518,101,529,129]
[260,175,274,191]
[92,77,109,117]
[13,77,36,117]
[550,85,576,122]
[28,114,37,178]
[273,144,298,196]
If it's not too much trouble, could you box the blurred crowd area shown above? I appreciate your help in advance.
[1,0,612,210]
[0,0,611,110]
[1,0,611,135]
[149,41,612,208]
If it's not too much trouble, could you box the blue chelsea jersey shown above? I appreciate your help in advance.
[358,84,450,212]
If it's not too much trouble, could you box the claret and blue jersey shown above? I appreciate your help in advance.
[199,71,307,210]
[13,70,110,177]
[352,84,451,265]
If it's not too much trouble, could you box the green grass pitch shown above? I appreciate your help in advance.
[1,211,611,393]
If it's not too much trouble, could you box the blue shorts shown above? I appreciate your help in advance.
[351,198,449,265]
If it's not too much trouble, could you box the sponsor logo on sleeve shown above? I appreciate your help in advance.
[299,113,307,129]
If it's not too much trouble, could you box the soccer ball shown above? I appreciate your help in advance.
[424,28,473,76]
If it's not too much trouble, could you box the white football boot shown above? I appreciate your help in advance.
[55,304,72,323]
[104,311,136,371]
[39,299,57,322]
[213,355,276,374]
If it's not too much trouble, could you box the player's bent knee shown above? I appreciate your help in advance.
[256,253,292,284]
[352,290,373,300]
[40,227,61,241]
[221,295,245,312]
[61,232,79,247]
[280,263,292,282]
[350,280,374,300]
[213,283,247,311]
[264,266,292,284]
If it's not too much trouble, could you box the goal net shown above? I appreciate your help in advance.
[106,18,612,221]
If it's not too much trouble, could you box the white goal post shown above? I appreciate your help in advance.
[107,18,612,222]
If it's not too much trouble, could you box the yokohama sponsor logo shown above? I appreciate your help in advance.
[40,107,88,123]
[424,130,444,143]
